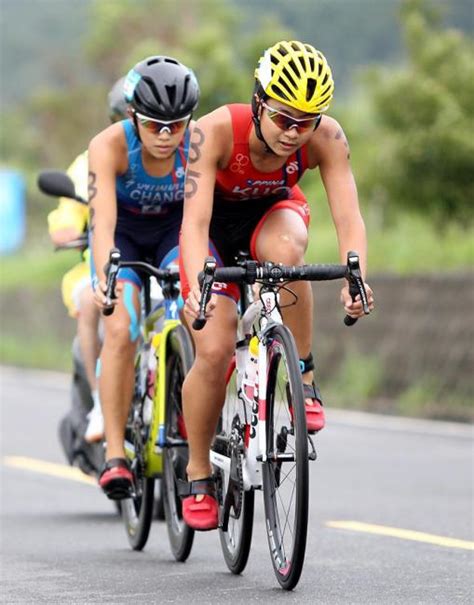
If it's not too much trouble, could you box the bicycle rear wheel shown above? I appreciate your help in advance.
[215,358,254,575]
[162,324,195,561]
[121,475,155,550]
[262,324,308,590]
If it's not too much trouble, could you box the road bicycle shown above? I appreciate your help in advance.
[38,170,168,520]
[193,252,369,589]
[104,249,195,560]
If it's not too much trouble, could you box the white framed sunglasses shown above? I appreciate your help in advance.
[134,111,191,134]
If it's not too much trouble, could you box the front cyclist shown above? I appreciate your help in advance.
[180,41,375,530]
[88,56,199,499]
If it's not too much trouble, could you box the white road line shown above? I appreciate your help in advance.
[327,520,474,551]
[3,455,97,486]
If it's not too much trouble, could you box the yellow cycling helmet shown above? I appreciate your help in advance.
[255,40,334,114]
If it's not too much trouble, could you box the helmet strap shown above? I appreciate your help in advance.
[132,112,142,143]
[251,83,276,155]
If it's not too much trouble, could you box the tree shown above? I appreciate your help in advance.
[85,0,292,116]
[359,0,474,227]
[0,0,292,179]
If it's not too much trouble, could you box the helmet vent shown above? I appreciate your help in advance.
[306,78,316,102]
[147,57,161,66]
[277,43,288,56]
[282,65,297,90]
[165,84,176,107]
[271,83,290,103]
[145,77,162,106]
[182,76,189,106]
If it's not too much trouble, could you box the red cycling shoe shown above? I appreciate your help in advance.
[303,383,325,433]
[179,476,218,531]
[98,457,134,500]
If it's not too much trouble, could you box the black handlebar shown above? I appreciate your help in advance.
[101,249,180,317]
[192,251,370,330]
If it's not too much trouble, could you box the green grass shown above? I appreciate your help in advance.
[302,178,474,272]
[1,207,472,294]
[321,352,385,409]
[0,333,72,372]
[0,238,81,291]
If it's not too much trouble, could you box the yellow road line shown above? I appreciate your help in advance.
[326,520,474,551]
[3,456,97,486]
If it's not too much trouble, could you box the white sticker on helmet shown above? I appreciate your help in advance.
[123,69,142,102]
[257,50,273,89]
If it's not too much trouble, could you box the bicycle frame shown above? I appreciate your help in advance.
[210,286,284,491]
[124,284,182,477]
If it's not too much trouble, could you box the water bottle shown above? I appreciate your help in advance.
[142,334,160,425]
[243,336,259,402]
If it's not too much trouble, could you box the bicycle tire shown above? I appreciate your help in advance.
[262,324,309,590]
[153,478,166,520]
[216,359,255,575]
[122,356,155,551]
[122,476,155,551]
[162,324,195,562]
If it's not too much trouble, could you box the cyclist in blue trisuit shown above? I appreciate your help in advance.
[88,56,199,499]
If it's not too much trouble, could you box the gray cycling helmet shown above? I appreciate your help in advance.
[124,55,199,120]
[107,76,128,122]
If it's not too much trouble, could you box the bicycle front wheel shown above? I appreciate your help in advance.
[215,359,254,575]
[262,324,308,590]
[162,324,195,562]
[122,356,155,550]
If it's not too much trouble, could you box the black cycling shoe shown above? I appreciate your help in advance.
[98,458,134,500]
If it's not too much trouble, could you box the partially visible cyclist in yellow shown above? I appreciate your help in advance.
[48,78,128,452]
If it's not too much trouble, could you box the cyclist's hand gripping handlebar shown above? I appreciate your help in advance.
[344,251,370,326]
[103,248,121,316]
[192,256,217,331]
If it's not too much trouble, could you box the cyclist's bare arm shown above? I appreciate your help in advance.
[88,124,127,306]
[309,116,374,316]
[181,108,232,317]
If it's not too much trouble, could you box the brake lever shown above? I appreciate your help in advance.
[103,248,121,316]
[344,251,370,327]
[192,256,217,330]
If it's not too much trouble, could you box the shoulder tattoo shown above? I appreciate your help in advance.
[185,169,201,200]
[89,206,96,232]
[88,171,98,203]
[335,128,350,159]
[188,126,205,164]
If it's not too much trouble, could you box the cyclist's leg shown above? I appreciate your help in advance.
[77,285,101,393]
[91,228,143,465]
[252,201,312,360]
[62,260,100,393]
[252,198,324,431]
[77,283,105,442]
[100,278,141,461]
[182,296,237,481]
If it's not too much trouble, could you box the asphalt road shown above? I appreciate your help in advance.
[1,366,472,604]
